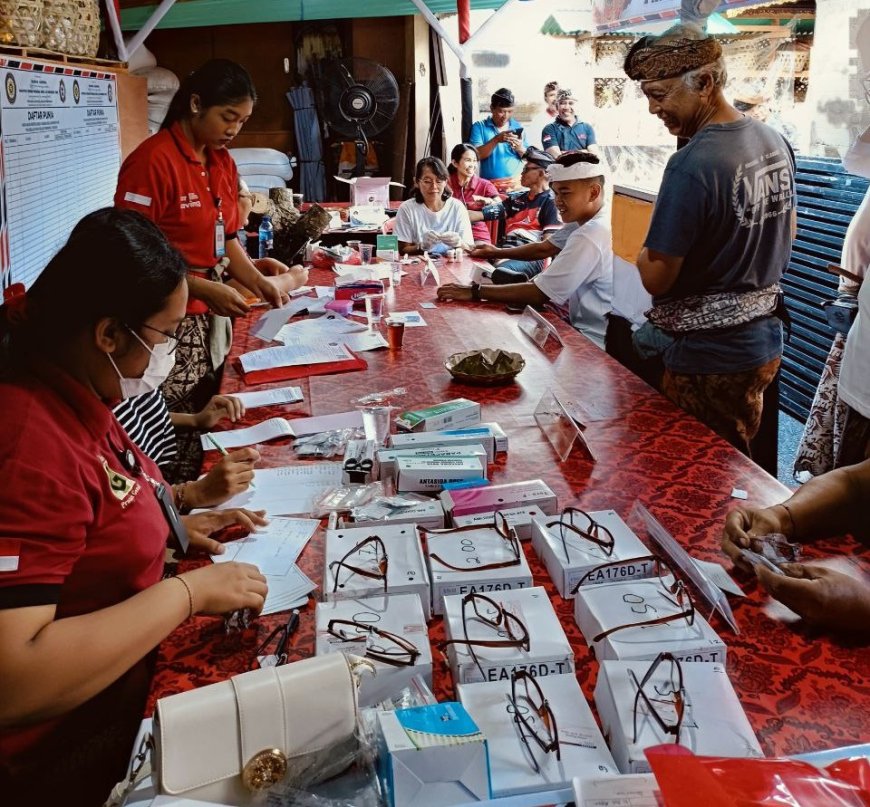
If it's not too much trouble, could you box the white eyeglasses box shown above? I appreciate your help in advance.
[594,659,762,774]
[323,523,432,619]
[573,576,727,663]
[341,498,446,531]
[451,504,548,541]
[530,509,654,598]
[457,673,616,797]
[376,444,489,483]
[442,586,574,685]
[423,524,534,616]
[440,479,557,519]
[395,456,487,493]
[315,593,433,708]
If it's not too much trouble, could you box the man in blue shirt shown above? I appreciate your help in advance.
[542,89,597,157]
[469,88,527,193]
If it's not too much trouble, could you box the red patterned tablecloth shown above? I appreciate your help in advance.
[148,259,870,757]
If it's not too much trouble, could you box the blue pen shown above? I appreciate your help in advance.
[206,433,256,490]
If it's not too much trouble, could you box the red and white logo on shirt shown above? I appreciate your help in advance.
[0,539,20,572]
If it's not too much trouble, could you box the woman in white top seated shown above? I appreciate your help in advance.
[394,156,474,256]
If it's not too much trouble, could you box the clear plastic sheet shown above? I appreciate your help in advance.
[353,387,407,407]
[294,428,364,458]
[348,493,434,524]
[312,482,385,518]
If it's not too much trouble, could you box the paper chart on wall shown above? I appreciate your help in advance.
[0,59,120,289]
[214,463,343,515]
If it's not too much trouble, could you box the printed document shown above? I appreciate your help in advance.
[212,517,318,576]
[215,463,343,515]
[251,297,315,342]
[200,418,293,451]
[231,386,304,409]
[240,340,356,373]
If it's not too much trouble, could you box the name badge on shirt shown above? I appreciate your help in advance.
[153,482,191,555]
[214,218,226,259]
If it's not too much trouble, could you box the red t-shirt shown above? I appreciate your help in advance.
[0,364,169,763]
[448,172,500,244]
[115,122,241,315]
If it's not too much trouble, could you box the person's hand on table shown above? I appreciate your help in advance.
[185,447,260,509]
[437,283,473,302]
[754,562,870,635]
[180,562,268,616]
[193,394,245,429]
[202,281,251,317]
[722,505,790,569]
[182,507,268,555]
[253,257,291,276]
[289,263,309,286]
[255,274,289,308]
[468,243,498,259]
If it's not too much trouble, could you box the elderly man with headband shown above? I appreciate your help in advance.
[469,88,528,193]
[437,151,613,348]
[542,88,598,158]
[625,23,796,459]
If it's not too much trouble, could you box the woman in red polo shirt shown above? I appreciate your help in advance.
[447,143,501,245]
[116,59,295,480]
[0,208,268,805]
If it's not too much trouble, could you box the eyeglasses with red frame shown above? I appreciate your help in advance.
[546,506,615,564]
[423,511,522,573]
[328,535,388,594]
[327,618,420,667]
[630,651,685,744]
[508,670,559,773]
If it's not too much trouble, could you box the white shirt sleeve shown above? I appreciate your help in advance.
[533,228,602,304]
[393,200,419,244]
[449,199,474,247]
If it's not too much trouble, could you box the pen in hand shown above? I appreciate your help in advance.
[206,433,257,490]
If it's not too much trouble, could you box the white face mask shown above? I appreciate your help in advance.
[108,327,177,400]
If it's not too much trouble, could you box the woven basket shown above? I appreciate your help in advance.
[41,0,98,56]
[0,0,43,48]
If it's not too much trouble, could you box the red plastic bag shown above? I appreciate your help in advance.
[311,248,361,270]
[647,745,870,806]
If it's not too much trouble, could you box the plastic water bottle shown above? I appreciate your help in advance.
[258,215,274,259]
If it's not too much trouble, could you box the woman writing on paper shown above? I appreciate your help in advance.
[115,59,304,480]
[0,209,268,806]
[394,156,474,256]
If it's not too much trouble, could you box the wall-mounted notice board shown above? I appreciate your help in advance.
[0,57,120,290]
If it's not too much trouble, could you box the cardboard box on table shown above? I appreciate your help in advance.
[440,479,558,520]
[395,456,487,493]
[315,594,432,708]
[324,523,432,619]
[594,659,762,774]
[530,510,654,598]
[341,498,446,530]
[458,674,617,797]
[573,576,727,663]
[396,398,481,433]
[452,505,548,541]
[442,586,573,684]
[376,444,489,483]
[424,524,534,616]
[388,427,497,463]
[377,702,491,807]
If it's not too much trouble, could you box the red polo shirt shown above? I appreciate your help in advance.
[448,172,500,244]
[115,122,241,315]
[0,363,169,763]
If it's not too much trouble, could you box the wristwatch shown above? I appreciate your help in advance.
[471,281,482,302]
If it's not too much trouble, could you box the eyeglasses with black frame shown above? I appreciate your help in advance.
[437,592,530,679]
[508,670,559,774]
[328,535,388,594]
[582,555,696,642]
[131,322,182,354]
[327,618,420,667]
[250,610,299,668]
[423,511,522,573]
[629,652,685,744]
[546,506,615,564]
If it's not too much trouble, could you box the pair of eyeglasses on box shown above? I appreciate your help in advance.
[630,651,685,744]
[438,592,530,679]
[578,555,696,642]
[422,511,522,572]
[545,506,615,563]
[328,535,388,593]
[508,670,559,774]
[327,618,420,667]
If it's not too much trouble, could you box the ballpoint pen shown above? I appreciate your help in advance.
[206,433,256,489]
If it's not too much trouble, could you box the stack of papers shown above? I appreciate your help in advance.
[214,463,343,515]
[251,297,316,342]
[231,386,304,409]
[239,340,356,373]
[274,313,366,345]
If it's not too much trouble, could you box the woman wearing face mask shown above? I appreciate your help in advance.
[115,59,298,482]
[0,208,268,806]
[447,143,501,245]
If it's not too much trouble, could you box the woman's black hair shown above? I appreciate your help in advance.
[412,156,452,204]
[0,208,187,373]
[447,143,479,174]
[162,59,257,129]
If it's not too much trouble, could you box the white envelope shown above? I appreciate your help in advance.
[530,510,654,597]
[573,575,727,663]
[315,593,432,708]
[458,674,617,797]
[425,524,534,616]
[443,586,573,685]
[594,659,763,774]
[324,523,432,619]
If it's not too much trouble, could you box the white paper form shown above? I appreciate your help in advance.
[251,297,316,342]
[239,340,355,373]
[215,463,343,515]
[211,516,318,575]
[342,331,388,351]
[232,386,304,409]
[387,311,428,327]
[274,313,366,345]
[262,566,318,615]
[200,418,293,451]
[287,410,364,436]
[573,773,660,806]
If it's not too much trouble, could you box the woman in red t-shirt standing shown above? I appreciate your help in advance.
[115,60,298,480]
[447,143,501,245]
